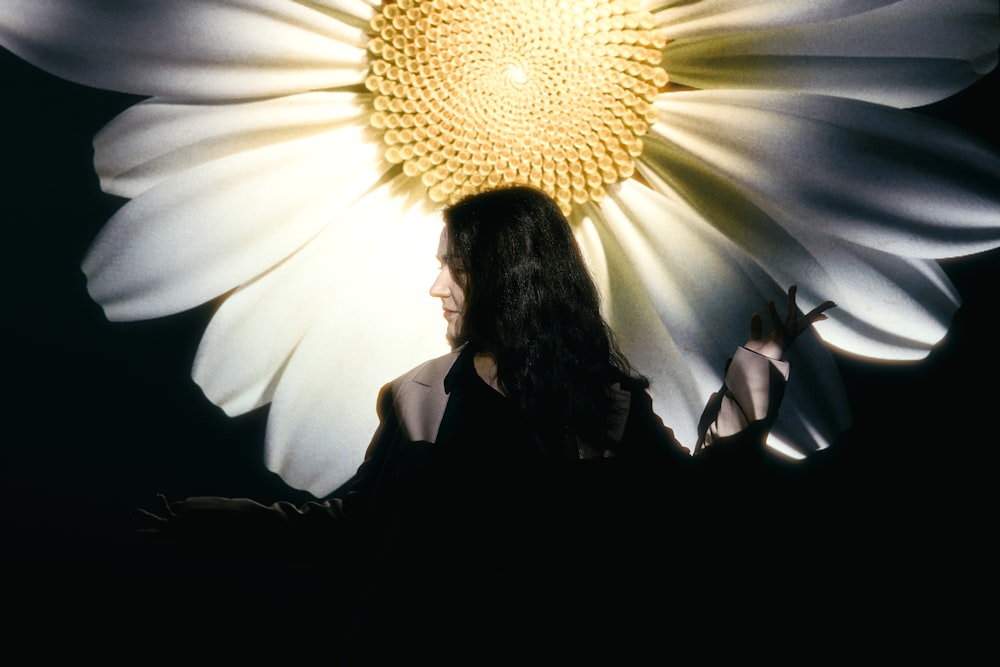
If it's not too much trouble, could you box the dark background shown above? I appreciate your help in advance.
[2,46,996,634]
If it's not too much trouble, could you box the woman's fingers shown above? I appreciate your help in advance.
[799,300,838,332]
[786,285,798,326]
[750,312,763,341]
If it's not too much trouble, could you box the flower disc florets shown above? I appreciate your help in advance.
[366,0,669,214]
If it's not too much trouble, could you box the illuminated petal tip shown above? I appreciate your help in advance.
[366,0,667,215]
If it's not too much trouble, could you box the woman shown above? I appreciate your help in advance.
[140,185,833,658]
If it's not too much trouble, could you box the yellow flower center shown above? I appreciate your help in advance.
[366,0,668,215]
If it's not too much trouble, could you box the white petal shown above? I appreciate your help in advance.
[764,333,853,458]
[261,190,450,496]
[192,175,446,417]
[83,121,386,320]
[0,0,369,98]
[663,0,999,107]
[302,0,376,25]
[788,243,960,361]
[95,92,369,198]
[574,205,708,447]
[649,90,1000,260]
[638,123,964,361]
[648,0,899,40]
[585,180,851,454]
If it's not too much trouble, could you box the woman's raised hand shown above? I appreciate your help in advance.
[743,285,836,360]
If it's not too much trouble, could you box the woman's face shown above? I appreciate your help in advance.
[429,227,466,346]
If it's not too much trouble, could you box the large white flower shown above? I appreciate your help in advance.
[1,0,997,497]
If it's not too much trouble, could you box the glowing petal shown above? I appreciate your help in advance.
[649,0,898,40]
[83,121,385,320]
[95,92,371,199]
[574,205,708,446]
[639,119,969,360]
[763,331,852,459]
[784,244,960,361]
[192,176,447,418]
[663,0,999,107]
[649,90,1000,260]
[0,0,370,98]
[262,188,450,496]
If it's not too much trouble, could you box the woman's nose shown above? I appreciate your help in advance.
[429,269,450,297]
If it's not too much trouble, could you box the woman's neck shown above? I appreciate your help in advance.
[473,352,504,395]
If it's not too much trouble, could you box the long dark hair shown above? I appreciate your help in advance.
[444,185,647,455]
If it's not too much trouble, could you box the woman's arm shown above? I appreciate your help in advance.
[694,286,835,453]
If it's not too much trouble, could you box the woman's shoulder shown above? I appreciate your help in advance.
[380,344,470,444]
[389,344,468,389]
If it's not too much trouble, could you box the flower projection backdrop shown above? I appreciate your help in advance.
[1,0,998,498]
